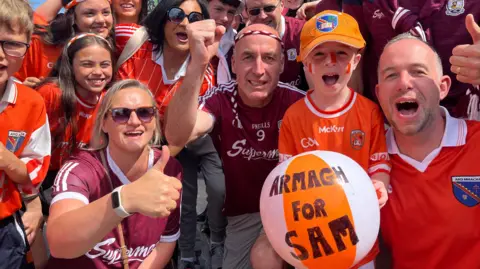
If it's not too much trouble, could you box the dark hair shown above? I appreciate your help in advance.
[34,2,116,47]
[137,0,150,24]
[143,0,210,54]
[43,35,116,156]
[207,0,241,8]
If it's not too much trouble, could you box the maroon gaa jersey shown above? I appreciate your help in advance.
[200,80,305,216]
[282,16,308,90]
[343,0,480,118]
[46,148,182,269]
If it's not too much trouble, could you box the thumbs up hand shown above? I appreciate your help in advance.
[121,146,182,218]
[450,14,480,85]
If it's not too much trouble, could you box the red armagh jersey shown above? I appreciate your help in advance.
[37,83,104,170]
[0,78,51,219]
[47,147,182,269]
[381,108,480,269]
[200,81,305,216]
[117,39,215,117]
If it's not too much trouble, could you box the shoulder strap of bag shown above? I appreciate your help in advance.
[99,150,130,269]
[116,26,149,69]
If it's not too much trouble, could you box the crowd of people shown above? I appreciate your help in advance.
[0,0,479,268]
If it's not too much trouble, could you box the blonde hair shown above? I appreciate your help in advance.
[90,79,162,150]
[0,0,34,42]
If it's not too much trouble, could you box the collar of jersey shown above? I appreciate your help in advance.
[1,77,18,104]
[304,88,356,119]
[106,146,155,185]
[152,50,191,84]
[386,106,467,172]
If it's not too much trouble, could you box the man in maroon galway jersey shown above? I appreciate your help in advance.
[244,0,308,90]
[342,0,480,120]
[165,22,305,269]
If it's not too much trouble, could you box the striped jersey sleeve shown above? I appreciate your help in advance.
[51,160,92,205]
[16,84,51,195]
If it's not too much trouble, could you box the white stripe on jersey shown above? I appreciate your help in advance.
[51,191,89,205]
[160,230,180,243]
[18,114,51,192]
[277,81,306,96]
[368,164,391,174]
[55,162,79,192]
[199,80,237,104]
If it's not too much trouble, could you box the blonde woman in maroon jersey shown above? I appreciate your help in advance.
[46,79,183,268]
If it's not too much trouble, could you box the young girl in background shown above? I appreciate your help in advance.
[37,33,115,216]
[16,0,114,88]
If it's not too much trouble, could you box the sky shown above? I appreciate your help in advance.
[30,0,43,10]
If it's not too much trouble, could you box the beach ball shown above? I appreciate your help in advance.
[260,150,380,269]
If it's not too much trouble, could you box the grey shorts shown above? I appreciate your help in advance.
[223,212,263,269]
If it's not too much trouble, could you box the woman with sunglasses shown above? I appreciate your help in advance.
[15,0,115,89]
[36,34,115,219]
[45,79,183,268]
[118,0,214,118]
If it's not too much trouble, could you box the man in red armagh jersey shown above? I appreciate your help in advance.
[376,33,480,269]
[165,23,305,269]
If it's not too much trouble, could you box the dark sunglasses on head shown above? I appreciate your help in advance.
[109,107,156,124]
[247,0,280,16]
[167,7,204,24]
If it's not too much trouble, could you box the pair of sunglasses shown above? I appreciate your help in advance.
[167,7,204,24]
[109,107,156,124]
[247,0,281,16]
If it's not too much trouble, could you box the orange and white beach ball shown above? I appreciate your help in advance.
[260,150,380,269]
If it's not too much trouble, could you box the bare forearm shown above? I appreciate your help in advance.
[165,62,208,147]
[36,0,64,22]
[47,195,123,258]
[372,172,390,187]
[5,156,29,185]
[139,242,176,269]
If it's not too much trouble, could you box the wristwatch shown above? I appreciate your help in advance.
[111,186,131,218]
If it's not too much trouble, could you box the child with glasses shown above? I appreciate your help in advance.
[0,1,51,268]
[46,79,183,268]
[35,34,115,218]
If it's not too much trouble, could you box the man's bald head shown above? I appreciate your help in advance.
[379,33,443,79]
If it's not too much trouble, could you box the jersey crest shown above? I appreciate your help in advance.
[451,176,480,207]
[350,129,365,150]
[6,131,27,153]
[446,0,465,16]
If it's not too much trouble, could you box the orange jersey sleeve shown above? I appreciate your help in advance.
[15,36,62,82]
[278,109,299,163]
[367,106,390,176]
[33,12,49,26]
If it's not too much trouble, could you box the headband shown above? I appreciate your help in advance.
[63,0,112,10]
[66,33,112,49]
[234,30,284,49]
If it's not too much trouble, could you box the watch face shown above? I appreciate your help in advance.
[112,191,121,208]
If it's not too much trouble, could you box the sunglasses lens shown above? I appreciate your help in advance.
[188,12,204,23]
[136,107,155,123]
[264,5,276,12]
[168,7,185,24]
[111,108,131,123]
[248,8,261,16]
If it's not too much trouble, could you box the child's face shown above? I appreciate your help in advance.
[0,26,28,89]
[73,44,113,94]
[304,42,361,96]
[75,0,114,38]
